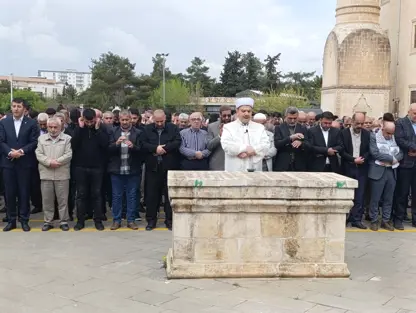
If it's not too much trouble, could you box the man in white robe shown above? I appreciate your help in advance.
[221,98,270,172]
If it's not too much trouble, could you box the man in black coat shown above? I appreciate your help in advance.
[274,106,310,171]
[71,108,109,231]
[308,111,343,173]
[0,98,39,231]
[140,110,181,231]
[394,103,416,229]
[341,112,370,229]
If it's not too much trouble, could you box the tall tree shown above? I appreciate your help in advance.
[83,52,137,109]
[282,71,320,100]
[263,54,281,91]
[219,51,245,97]
[242,52,263,91]
[150,78,190,108]
[151,53,172,82]
[185,57,215,96]
[0,80,11,94]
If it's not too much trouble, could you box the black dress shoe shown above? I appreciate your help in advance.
[60,224,70,231]
[3,222,16,232]
[394,221,404,230]
[95,222,104,231]
[21,222,31,232]
[74,222,85,231]
[146,224,155,231]
[350,222,367,230]
[42,224,53,232]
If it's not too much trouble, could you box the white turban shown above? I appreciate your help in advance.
[253,113,267,120]
[235,97,254,109]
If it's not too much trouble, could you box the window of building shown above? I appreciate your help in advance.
[411,90,416,104]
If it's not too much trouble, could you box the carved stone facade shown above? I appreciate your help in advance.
[321,0,391,117]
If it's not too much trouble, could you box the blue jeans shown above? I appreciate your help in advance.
[111,174,139,223]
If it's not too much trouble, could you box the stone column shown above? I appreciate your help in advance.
[166,171,357,279]
[321,0,391,117]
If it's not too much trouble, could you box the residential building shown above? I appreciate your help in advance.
[380,0,416,116]
[0,75,64,98]
[38,69,92,92]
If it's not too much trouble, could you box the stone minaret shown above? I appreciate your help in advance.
[321,0,391,117]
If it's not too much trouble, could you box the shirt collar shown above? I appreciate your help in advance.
[320,126,329,133]
[13,116,23,122]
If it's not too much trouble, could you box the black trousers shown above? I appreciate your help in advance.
[68,165,76,218]
[145,165,172,226]
[394,167,416,222]
[102,173,112,214]
[30,167,42,209]
[3,167,31,222]
[180,159,209,171]
[75,167,104,223]
[345,165,368,223]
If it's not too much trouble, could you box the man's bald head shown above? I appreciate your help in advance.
[297,111,307,126]
[153,109,166,128]
[153,109,165,118]
[384,121,395,132]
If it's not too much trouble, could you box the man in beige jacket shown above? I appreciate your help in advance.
[35,117,72,231]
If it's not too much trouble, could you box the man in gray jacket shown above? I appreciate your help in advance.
[368,121,403,231]
[207,105,232,170]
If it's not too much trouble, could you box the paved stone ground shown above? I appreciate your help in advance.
[1,214,416,313]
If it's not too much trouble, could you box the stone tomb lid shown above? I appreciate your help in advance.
[168,171,358,189]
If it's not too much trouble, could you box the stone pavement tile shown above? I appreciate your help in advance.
[306,305,347,312]
[16,290,75,311]
[302,293,398,313]
[126,276,187,295]
[339,289,393,305]
[0,282,33,302]
[232,300,299,313]
[385,297,416,311]
[76,290,163,313]
[0,268,55,288]
[0,296,31,313]
[173,287,245,309]
[130,290,177,306]
[159,297,213,313]
[396,310,416,313]
[301,281,350,296]
[52,302,114,313]
[174,279,239,292]
[200,307,241,313]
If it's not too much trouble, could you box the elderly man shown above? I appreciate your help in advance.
[307,112,316,128]
[179,112,210,170]
[221,98,269,172]
[140,109,181,231]
[207,105,232,170]
[394,103,416,230]
[35,117,72,231]
[297,111,308,127]
[253,113,276,171]
[274,107,309,172]
[178,113,189,129]
[368,121,403,231]
[103,111,114,125]
[37,113,48,135]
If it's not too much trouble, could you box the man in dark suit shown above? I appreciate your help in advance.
[274,106,310,171]
[394,103,416,230]
[341,113,370,229]
[140,110,181,231]
[308,111,343,173]
[0,98,39,231]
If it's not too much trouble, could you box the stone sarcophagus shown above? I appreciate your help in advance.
[166,171,357,279]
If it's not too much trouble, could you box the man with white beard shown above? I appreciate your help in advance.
[253,113,277,172]
[221,98,269,172]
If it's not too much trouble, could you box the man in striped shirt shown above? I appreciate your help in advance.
[179,112,210,171]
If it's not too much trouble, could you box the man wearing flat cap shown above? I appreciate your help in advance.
[221,98,269,172]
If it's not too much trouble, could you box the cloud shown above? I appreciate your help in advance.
[0,0,336,78]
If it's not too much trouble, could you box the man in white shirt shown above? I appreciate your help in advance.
[220,98,269,172]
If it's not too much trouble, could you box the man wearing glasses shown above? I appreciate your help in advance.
[207,105,232,170]
[179,112,210,171]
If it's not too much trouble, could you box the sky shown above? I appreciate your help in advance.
[0,0,335,79]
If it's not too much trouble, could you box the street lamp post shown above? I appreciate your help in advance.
[160,53,169,108]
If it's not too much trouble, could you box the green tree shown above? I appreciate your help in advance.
[185,57,215,96]
[219,51,245,97]
[62,84,78,101]
[0,80,11,94]
[263,54,281,91]
[242,52,263,91]
[255,88,309,113]
[0,89,46,112]
[151,53,172,83]
[83,52,137,110]
[150,78,190,109]
[282,71,321,101]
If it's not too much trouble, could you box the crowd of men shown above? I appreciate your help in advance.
[0,96,415,233]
